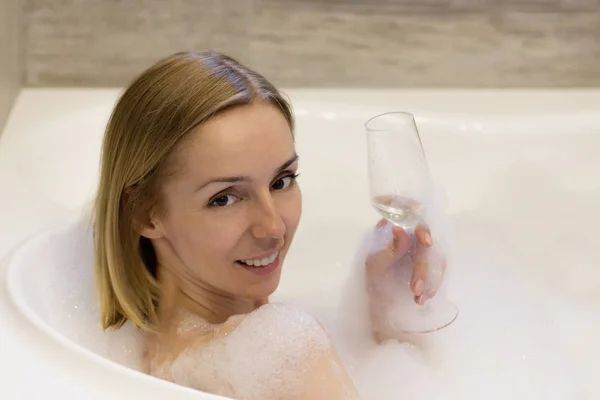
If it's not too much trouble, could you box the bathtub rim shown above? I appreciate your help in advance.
[3,215,231,400]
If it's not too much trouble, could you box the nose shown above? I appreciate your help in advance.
[250,194,286,239]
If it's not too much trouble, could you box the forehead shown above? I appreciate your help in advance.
[176,102,295,178]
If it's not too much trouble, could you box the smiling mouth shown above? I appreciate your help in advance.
[236,250,279,267]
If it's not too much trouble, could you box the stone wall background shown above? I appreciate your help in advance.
[1,0,22,130]
[22,0,600,87]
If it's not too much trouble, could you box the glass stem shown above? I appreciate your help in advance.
[404,225,418,255]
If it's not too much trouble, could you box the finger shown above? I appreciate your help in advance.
[365,220,409,278]
[417,243,449,302]
[411,224,432,304]
[410,240,429,300]
[373,220,411,259]
[415,224,432,247]
[391,225,411,258]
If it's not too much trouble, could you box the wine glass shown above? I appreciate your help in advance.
[365,112,458,334]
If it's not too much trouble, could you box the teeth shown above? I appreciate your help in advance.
[240,251,279,267]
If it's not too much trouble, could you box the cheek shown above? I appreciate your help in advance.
[282,187,302,235]
[165,211,244,266]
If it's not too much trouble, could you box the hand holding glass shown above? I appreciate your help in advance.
[365,112,458,334]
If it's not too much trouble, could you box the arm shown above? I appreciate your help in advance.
[295,323,361,400]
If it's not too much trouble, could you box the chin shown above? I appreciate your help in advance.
[243,269,282,302]
[258,273,282,298]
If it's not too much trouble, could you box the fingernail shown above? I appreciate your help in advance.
[414,279,424,296]
[417,295,426,305]
[424,233,432,246]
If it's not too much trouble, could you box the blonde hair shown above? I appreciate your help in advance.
[93,51,294,332]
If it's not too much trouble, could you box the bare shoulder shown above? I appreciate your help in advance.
[170,303,360,399]
[209,302,333,364]
[225,302,331,348]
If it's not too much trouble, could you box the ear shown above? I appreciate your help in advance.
[139,220,166,240]
[136,207,166,240]
[123,185,166,240]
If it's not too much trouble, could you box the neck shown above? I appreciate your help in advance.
[157,266,267,326]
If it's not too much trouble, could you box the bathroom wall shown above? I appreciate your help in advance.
[0,0,22,131]
[23,0,600,87]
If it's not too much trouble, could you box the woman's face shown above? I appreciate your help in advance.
[146,102,301,302]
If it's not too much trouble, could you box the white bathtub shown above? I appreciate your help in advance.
[1,88,599,399]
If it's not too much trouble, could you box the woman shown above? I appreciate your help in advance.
[93,51,443,399]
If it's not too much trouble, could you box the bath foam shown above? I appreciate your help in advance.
[167,302,349,400]
[327,205,582,400]
[6,200,586,399]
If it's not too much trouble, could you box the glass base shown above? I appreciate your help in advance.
[387,297,459,334]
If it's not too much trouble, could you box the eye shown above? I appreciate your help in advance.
[271,174,298,191]
[209,193,238,207]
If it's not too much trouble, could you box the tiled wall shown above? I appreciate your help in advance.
[24,0,600,87]
[0,0,22,131]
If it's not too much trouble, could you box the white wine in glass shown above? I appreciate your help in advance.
[373,195,426,231]
[365,112,458,334]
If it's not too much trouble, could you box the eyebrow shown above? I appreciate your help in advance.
[195,153,299,192]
